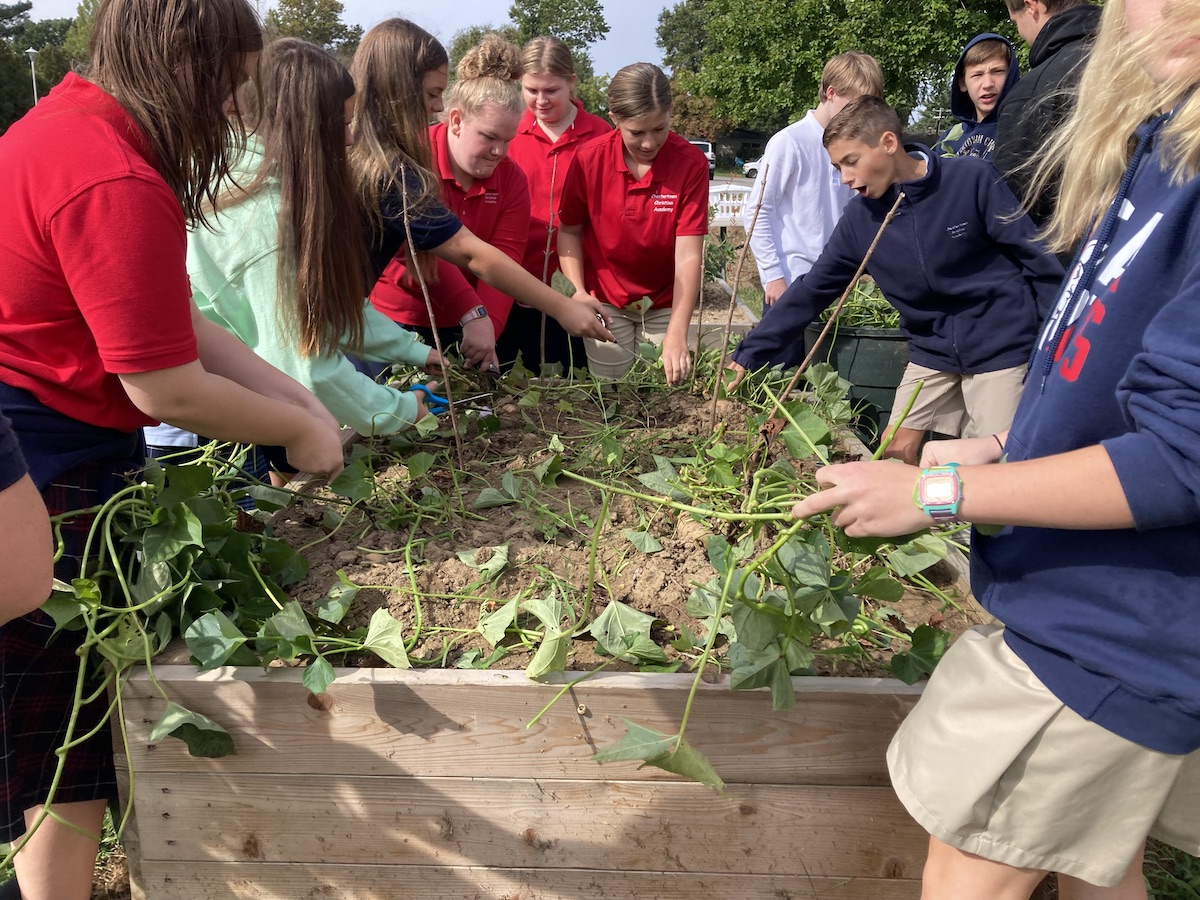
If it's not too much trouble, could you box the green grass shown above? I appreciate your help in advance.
[1146,841,1200,899]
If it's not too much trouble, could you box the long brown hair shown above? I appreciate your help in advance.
[230,38,368,357]
[88,0,263,227]
[349,18,446,247]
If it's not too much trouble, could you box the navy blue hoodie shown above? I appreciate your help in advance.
[935,33,1020,160]
[975,115,1200,755]
[732,147,1064,374]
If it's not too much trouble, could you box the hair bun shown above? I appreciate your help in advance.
[457,33,522,82]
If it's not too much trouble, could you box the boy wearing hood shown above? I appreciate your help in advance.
[730,97,1064,465]
[934,34,1020,159]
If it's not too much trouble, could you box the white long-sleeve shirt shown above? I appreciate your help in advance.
[745,111,854,286]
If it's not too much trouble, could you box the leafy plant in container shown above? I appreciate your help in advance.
[805,277,907,443]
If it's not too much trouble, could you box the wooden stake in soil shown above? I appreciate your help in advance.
[747,191,905,473]
[706,164,769,422]
[401,166,466,471]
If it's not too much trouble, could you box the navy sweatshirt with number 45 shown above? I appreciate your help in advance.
[731,147,1065,373]
[977,116,1200,755]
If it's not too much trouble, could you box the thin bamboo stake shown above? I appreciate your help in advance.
[747,190,906,474]
[706,163,769,426]
[400,165,466,471]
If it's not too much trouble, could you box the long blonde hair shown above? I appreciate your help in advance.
[1033,0,1200,252]
[348,18,446,243]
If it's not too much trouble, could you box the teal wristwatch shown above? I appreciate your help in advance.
[914,462,962,523]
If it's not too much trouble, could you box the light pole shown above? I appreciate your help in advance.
[25,48,38,106]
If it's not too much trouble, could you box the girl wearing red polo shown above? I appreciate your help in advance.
[350,19,613,371]
[500,36,611,374]
[0,1,344,896]
[558,63,709,385]
[370,35,531,374]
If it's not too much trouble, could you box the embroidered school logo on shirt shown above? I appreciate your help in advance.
[483,190,500,205]
[946,222,969,239]
[652,192,678,213]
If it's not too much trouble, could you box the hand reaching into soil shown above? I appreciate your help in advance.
[661,334,692,385]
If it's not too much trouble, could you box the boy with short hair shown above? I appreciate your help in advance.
[935,34,1020,159]
[745,52,886,313]
[731,96,1064,465]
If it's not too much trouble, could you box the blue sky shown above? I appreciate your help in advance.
[26,0,672,78]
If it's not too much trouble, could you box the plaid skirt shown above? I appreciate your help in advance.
[0,451,139,843]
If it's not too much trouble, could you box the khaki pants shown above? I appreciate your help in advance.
[888,363,1026,437]
[889,626,1200,887]
[584,303,674,379]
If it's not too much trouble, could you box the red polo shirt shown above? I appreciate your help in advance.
[506,100,610,280]
[371,122,530,336]
[0,73,197,431]
[558,130,709,310]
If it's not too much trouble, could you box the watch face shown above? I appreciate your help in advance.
[922,475,959,505]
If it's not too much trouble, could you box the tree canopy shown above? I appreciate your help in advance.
[508,0,608,60]
[265,0,362,60]
[0,1,80,133]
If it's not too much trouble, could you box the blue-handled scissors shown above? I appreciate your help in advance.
[409,384,492,416]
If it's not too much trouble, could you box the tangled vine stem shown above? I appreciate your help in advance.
[559,469,797,523]
[747,191,907,474]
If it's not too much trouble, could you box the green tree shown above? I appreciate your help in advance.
[265,0,362,59]
[62,0,98,67]
[0,2,31,39]
[0,4,76,131]
[691,0,1016,132]
[656,0,712,75]
[507,0,608,59]
[11,18,73,96]
[0,42,30,130]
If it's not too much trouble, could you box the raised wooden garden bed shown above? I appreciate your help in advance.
[117,666,926,899]
[95,359,976,899]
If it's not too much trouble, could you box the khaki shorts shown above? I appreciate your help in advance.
[888,626,1200,887]
[584,303,674,379]
[887,363,1025,437]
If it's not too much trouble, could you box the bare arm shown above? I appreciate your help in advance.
[190,302,340,433]
[790,444,1132,537]
[661,234,705,385]
[434,227,613,341]
[557,223,589,298]
[0,474,52,626]
[119,359,344,480]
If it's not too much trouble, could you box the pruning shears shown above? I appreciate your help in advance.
[409,384,493,416]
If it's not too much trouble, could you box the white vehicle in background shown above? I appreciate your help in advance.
[742,157,763,178]
[688,139,716,180]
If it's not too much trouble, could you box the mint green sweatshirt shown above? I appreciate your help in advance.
[186,139,430,435]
